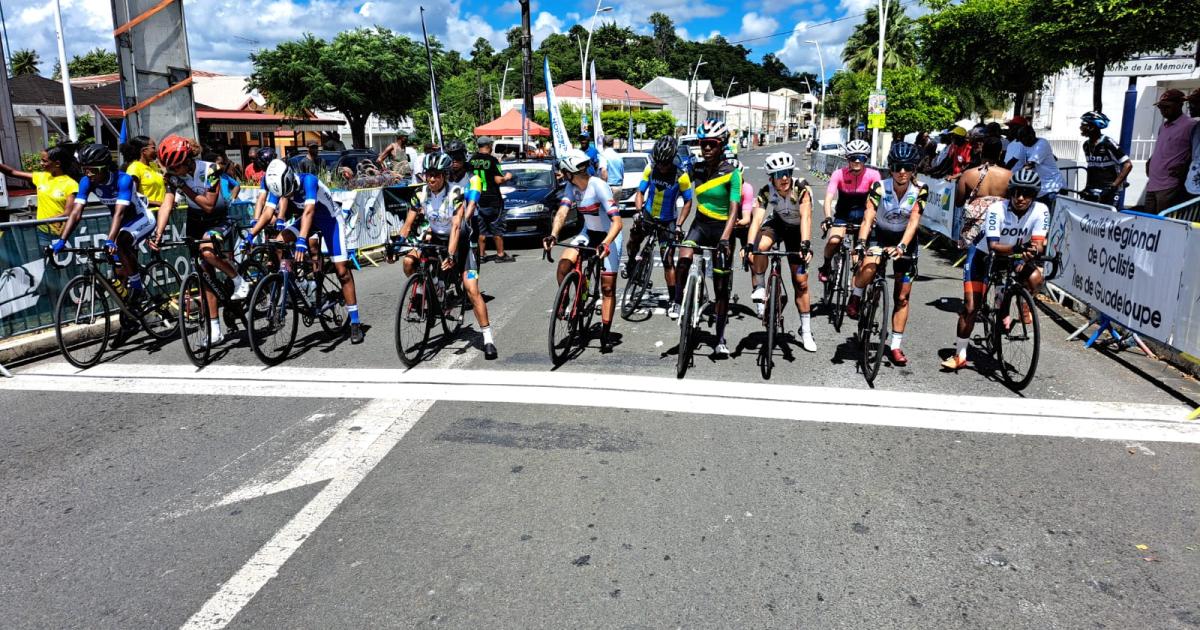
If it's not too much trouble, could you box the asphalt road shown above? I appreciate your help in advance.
[1,143,1198,629]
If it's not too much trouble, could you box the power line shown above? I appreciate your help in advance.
[726,0,920,46]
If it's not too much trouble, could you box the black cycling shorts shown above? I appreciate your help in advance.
[868,229,918,283]
[757,216,808,270]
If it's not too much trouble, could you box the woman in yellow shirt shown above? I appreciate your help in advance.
[0,144,80,243]
[121,135,166,206]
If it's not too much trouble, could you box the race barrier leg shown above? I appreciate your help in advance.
[0,361,12,378]
[1069,313,1156,359]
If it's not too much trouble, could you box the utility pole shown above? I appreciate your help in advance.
[53,0,77,141]
[871,0,888,165]
[0,49,20,197]
[520,0,534,116]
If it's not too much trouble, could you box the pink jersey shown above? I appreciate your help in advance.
[829,166,881,194]
[740,181,756,219]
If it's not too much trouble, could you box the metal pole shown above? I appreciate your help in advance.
[52,0,77,141]
[499,60,511,115]
[519,0,534,119]
[580,1,611,134]
[688,57,705,132]
[808,40,826,144]
[0,35,20,175]
[871,0,888,165]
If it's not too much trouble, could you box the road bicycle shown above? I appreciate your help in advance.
[754,246,806,380]
[821,222,860,333]
[545,242,605,366]
[855,247,911,387]
[972,251,1061,391]
[389,239,468,367]
[620,221,677,320]
[675,244,719,379]
[46,245,180,368]
[170,237,269,367]
[245,236,349,366]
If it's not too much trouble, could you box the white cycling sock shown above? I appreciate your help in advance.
[800,312,812,333]
[852,286,864,298]
[209,320,221,338]
[481,326,494,345]
[890,332,903,349]
[954,337,968,359]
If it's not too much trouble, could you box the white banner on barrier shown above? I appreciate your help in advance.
[1172,227,1200,360]
[1057,197,1189,342]
[921,177,955,239]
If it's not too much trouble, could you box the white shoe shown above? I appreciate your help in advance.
[801,330,817,352]
[231,276,251,300]
[201,330,225,349]
[751,286,766,303]
[714,342,730,357]
[667,303,681,320]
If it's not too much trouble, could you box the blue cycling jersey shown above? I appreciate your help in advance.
[266,173,339,218]
[77,171,137,212]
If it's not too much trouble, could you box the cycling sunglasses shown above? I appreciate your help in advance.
[891,162,917,173]
[699,140,724,149]
[847,154,869,163]
[769,168,794,179]
[1011,187,1038,199]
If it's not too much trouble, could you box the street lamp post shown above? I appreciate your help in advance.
[871,0,889,164]
[578,1,613,134]
[806,40,826,147]
[723,77,738,142]
[688,57,706,131]
[498,61,512,117]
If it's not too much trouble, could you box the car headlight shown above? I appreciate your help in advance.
[506,203,547,217]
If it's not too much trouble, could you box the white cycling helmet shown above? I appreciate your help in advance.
[764,152,796,175]
[264,159,299,198]
[557,149,591,174]
[845,139,871,159]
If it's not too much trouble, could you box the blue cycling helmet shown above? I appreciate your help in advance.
[1080,111,1109,129]
[887,141,921,166]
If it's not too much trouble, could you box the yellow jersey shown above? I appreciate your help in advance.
[32,171,79,235]
[126,160,166,204]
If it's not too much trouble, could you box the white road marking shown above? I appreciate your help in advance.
[180,397,432,630]
[6,362,1197,444]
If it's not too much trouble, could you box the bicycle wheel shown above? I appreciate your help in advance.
[833,249,850,332]
[395,273,432,367]
[859,280,890,387]
[436,275,464,338]
[54,274,114,369]
[138,260,182,340]
[993,286,1040,391]
[760,273,783,380]
[620,246,653,320]
[548,271,581,366]
[315,269,349,336]
[247,273,298,366]
[676,276,697,379]
[178,273,212,367]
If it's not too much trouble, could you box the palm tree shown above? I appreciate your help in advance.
[842,0,916,75]
[10,49,41,77]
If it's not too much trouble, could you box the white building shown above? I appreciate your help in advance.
[640,77,724,130]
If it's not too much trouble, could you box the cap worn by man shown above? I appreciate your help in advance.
[476,136,494,147]
[1006,115,1029,127]
[1154,89,1186,106]
[1187,88,1200,102]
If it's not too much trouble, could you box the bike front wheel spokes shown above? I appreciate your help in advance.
[395,274,432,367]
[179,273,212,367]
[316,270,349,336]
[548,272,581,366]
[833,251,850,332]
[760,273,783,380]
[993,286,1040,391]
[54,274,115,368]
[676,277,697,379]
[859,281,889,386]
[247,273,298,366]
[138,259,182,340]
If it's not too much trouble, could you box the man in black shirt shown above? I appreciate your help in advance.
[469,136,514,262]
[1079,110,1131,206]
[297,142,323,176]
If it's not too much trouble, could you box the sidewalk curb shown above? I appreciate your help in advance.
[0,328,61,366]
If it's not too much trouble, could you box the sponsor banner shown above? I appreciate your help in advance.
[590,61,604,143]
[867,91,887,129]
[921,177,955,239]
[1058,197,1189,343]
[544,57,573,160]
[1170,223,1200,361]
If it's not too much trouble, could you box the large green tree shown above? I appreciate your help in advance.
[825,68,957,135]
[1027,0,1200,111]
[248,28,428,149]
[842,0,917,75]
[9,49,40,77]
[51,48,118,79]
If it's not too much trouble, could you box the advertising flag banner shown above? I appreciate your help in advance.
[590,61,604,144]
[420,8,443,147]
[544,57,573,159]
[868,91,887,129]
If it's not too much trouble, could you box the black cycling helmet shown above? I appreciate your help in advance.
[652,136,678,165]
[253,146,278,168]
[887,141,921,167]
[77,143,115,169]
[444,138,468,161]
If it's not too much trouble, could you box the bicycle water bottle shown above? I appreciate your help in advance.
[302,279,317,303]
[111,277,129,300]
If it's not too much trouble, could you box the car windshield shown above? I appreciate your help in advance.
[622,157,647,172]
[506,166,554,189]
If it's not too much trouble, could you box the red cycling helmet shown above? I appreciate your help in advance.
[157,135,194,170]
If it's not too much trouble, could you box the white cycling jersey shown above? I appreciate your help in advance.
[869,179,928,233]
[976,199,1049,253]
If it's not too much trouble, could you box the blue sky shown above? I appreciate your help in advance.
[1,0,878,81]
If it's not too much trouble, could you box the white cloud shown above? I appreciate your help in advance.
[734,12,780,42]
[775,18,856,77]
[532,11,564,48]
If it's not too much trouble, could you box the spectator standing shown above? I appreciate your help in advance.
[578,132,607,180]
[378,131,417,169]
[470,137,515,262]
[1004,125,1064,210]
[0,144,80,246]
[1183,88,1200,201]
[297,142,322,176]
[602,136,625,201]
[121,136,166,207]
[1144,89,1196,212]
[955,137,1012,249]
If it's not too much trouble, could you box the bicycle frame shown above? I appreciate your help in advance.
[48,247,140,320]
[547,242,604,322]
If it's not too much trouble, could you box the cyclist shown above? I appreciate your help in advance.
[818,139,880,283]
[625,136,693,318]
[847,142,927,366]
[941,168,1049,371]
[52,144,155,342]
[394,152,497,360]
[263,159,365,344]
[747,151,816,352]
[1079,111,1131,206]
[675,119,742,358]
[444,138,484,220]
[151,136,254,347]
[543,149,624,353]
